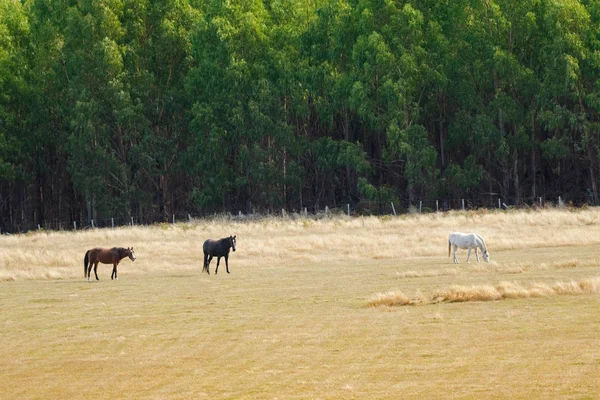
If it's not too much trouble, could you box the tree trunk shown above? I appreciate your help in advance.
[512,146,520,204]
[577,91,599,204]
[160,174,168,222]
[530,112,536,200]
[438,91,446,171]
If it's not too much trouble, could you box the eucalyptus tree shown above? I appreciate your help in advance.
[536,0,600,203]
[0,0,37,228]
[186,0,308,212]
[120,0,198,221]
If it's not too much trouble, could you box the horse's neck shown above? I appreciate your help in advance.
[116,248,127,259]
[477,236,487,251]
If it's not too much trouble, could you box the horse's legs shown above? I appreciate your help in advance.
[111,263,118,280]
[225,254,230,274]
[87,263,91,281]
[215,256,221,274]
[475,247,480,263]
[202,253,208,274]
[93,262,99,280]
[453,245,459,263]
[206,255,213,274]
[466,247,472,263]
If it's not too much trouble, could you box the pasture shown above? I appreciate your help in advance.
[1,208,600,399]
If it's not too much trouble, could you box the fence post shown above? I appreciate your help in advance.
[38,224,41,230]
[304,207,307,217]
[362,215,364,227]
[73,221,77,231]
[282,209,286,217]
[91,219,94,229]
[188,214,192,223]
[391,202,397,216]
[419,200,422,214]
[436,200,439,212]
[172,214,175,224]
[498,198,501,209]
[347,204,350,216]
[131,216,134,226]
[461,199,465,210]
[239,211,242,217]
[325,206,329,214]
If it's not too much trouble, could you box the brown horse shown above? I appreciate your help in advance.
[84,247,136,281]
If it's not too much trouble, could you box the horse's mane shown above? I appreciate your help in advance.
[476,234,488,251]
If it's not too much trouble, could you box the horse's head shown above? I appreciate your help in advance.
[482,250,490,263]
[127,247,136,261]
[230,235,236,252]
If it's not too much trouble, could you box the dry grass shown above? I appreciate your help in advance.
[370,277,600,306]
[367,290,424,307]
[2,208,600,399]
[3,207,600,281]
[430,277,600,303]
[397,268,458,278]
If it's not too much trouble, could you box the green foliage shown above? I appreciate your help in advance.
[5,0,600,230]
[445,156,484,196]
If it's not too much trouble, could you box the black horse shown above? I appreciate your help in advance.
[203,235,236,274]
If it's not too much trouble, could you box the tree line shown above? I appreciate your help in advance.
[1,0,600,231]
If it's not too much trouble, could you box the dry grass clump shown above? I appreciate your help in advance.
[431,277,600,303]
[431,284,502,303]
[367,291,424,307]
[553,260,581,269]
[369,277,600,307]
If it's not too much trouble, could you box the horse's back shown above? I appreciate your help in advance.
[449,232,480,248]
[88,247,104,257]
[203,239,215,253]
[203,238,229,255]
[88,247,118,263]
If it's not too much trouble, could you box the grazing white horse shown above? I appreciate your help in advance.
[448,232,489,264]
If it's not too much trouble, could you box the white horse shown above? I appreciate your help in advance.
[448,232,489,264]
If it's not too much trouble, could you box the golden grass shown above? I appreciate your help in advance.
[397,268,458,278]
[370,277,600,306]
[367,290,424,307]
[2,208,600,399]
[3,207,600,281]
[430,277,600,303]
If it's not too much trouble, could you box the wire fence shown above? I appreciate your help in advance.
[0,194,586,234]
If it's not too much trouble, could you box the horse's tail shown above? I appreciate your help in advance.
[448,240,451,257]
[84,250,89,276]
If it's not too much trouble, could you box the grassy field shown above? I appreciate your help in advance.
[1,208,600,399]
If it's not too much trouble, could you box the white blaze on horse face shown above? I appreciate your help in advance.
[482,251,490,263]
[231,236,236,252]
[130,249,136,261]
